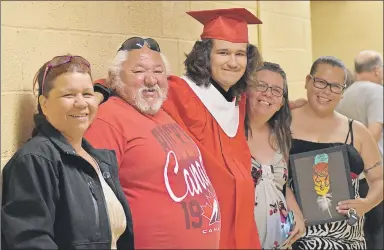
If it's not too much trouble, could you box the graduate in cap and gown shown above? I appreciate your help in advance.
[162,8,263,249]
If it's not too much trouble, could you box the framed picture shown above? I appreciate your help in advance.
[289,144,354,226]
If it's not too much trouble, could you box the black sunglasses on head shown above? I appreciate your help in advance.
[118,37,161,52]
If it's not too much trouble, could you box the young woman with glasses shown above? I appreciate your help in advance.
[289,56,383,249]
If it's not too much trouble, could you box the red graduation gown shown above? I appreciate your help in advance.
[162,75,261,249]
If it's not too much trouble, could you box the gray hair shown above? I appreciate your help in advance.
[108,50,171,91]
[354,50,383,73]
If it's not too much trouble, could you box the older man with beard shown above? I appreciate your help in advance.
[85,37,221,249]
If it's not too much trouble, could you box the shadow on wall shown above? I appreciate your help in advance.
[15,94,36,149]
[1,93,35,169]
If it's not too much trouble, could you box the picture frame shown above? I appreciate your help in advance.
[289,144,354,226]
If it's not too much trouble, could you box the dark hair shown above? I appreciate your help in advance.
[310,56,347,84]
[345,68,355,89]
[33,54,92,114]
[184,39,263,97]
[31,54,92,136]
[245,62,292,159]
[355,53,382,73]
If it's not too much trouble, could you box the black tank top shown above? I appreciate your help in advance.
[289,119,364,181]
[288,120,384,231]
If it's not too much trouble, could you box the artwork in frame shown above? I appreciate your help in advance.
[289,144,354,226]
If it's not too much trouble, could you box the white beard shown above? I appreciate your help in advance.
[131,85,168,115]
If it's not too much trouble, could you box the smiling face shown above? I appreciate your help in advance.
[247,69,285,119]
[39,72,98,139]
[119,47,168,115]
[305,63,345,114]
[210,39,247,91]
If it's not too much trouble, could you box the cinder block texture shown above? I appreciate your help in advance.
[1,1,259,167]
[1,93,36,159]
[258,1,312,100]
[311,1,383,70]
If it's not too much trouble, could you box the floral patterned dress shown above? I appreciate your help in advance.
[252,152,289,249]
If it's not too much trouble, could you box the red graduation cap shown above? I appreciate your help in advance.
[187,8,262,43]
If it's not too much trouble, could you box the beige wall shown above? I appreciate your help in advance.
[1,1,260,167]
[311,1,384,71]
[2,1,382,167]
[1,1,314,167]
[258,1,312,100]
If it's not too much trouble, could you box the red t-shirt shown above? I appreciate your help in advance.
[85,97,221,249]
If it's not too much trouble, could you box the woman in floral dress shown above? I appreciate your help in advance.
[246,62,306,249]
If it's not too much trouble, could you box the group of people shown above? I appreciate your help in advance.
[1,7,383,250]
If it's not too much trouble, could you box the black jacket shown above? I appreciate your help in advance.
[1,114,134,249]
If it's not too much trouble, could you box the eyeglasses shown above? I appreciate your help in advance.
[118,37,161,53]
[41,55,91,93]
[251,83,285,97]
[309,75,346,94]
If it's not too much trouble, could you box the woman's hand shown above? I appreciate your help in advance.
[284,187,306,247]
[289,213,306,243]
[288,98,307,110]
[336,198,371,217]
[281,212,306,248]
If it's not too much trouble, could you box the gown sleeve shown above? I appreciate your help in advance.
[162,75,207,143]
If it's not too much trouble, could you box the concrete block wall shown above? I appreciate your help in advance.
[311,1,383,71]
[1,1,259,167]
[258,1,313,100]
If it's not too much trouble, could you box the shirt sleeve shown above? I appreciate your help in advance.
[2,154,59,249]
[84,118,126,166]
[367,89,383,124]
[162,76,207,143]
[93,79,111,104]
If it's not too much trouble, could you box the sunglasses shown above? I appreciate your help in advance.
[118,37,161,53]
[41,55,91,94]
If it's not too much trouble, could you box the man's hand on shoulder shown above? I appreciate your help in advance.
[94,91,105,105]
[93,79,111,105]
[289,98,307,110]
